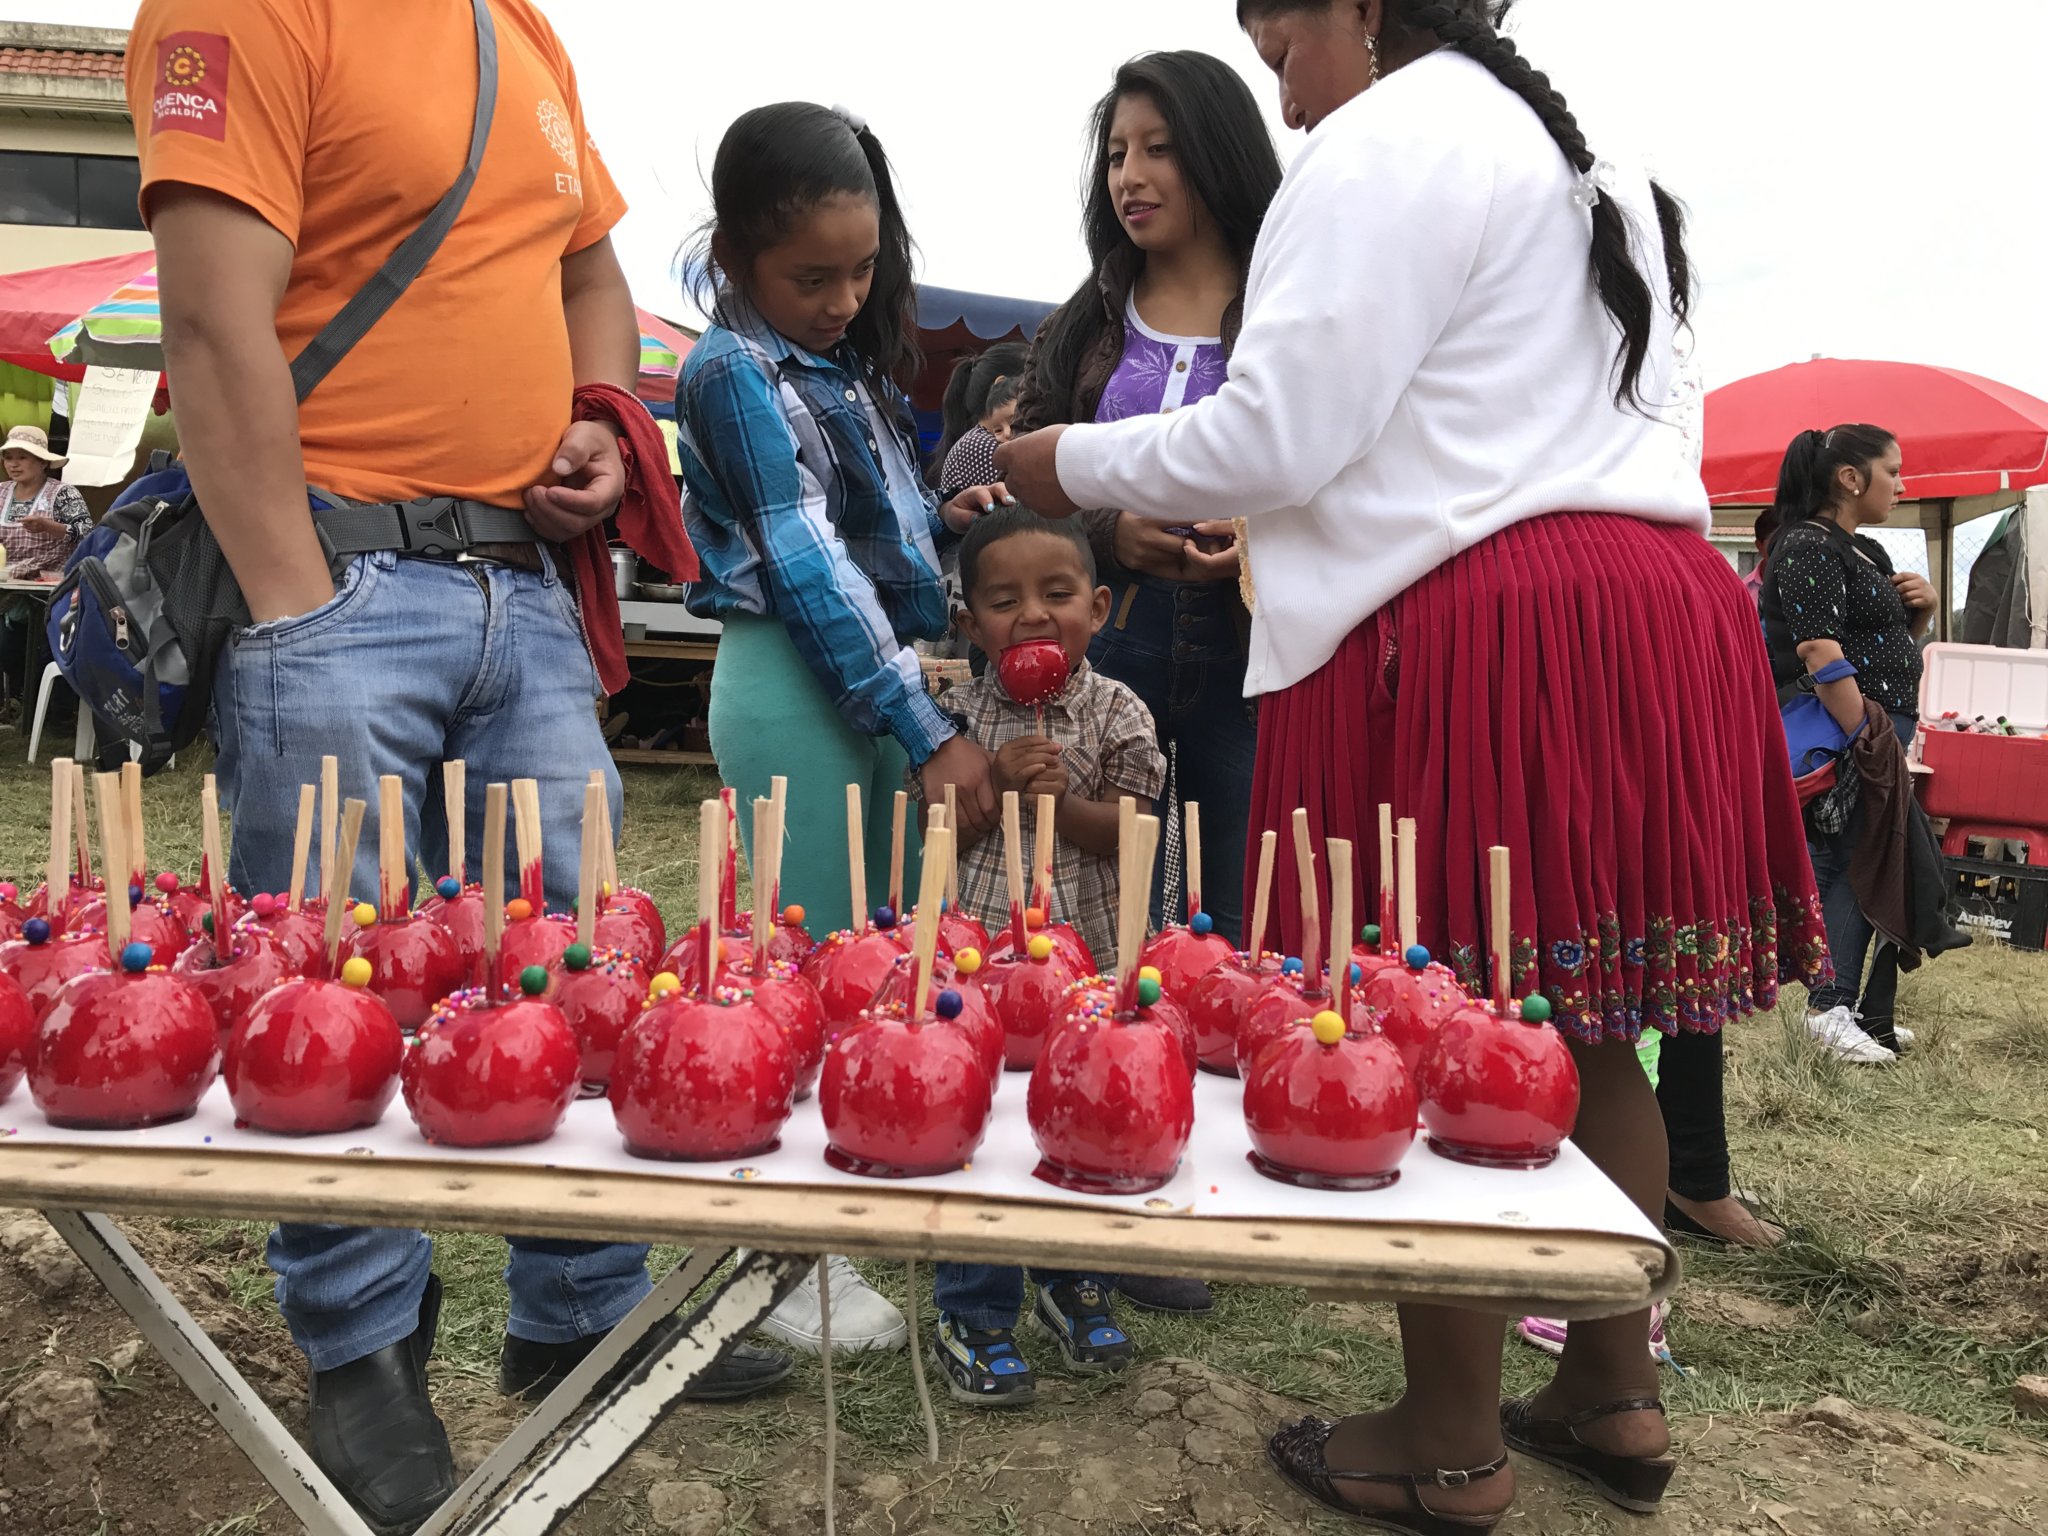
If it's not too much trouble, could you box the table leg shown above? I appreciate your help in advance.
[454,1249,817,1536]
[40,1209,378,1536]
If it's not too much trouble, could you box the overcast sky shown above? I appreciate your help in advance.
[33,0,2048,400]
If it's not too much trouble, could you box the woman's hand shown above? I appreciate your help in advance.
[920,736,998,837]
[1112,514,1238,583]
[992,426,1077,516]
[1891,572,1935,611]
[20,515,68,539]
[941,483,1014,535]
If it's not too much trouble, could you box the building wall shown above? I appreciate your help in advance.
[0,116,134,155]
[0,107,145,277]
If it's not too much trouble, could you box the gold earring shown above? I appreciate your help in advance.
[1363,30,1382,86]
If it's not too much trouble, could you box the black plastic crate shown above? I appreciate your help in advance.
[1945,853,2048,952]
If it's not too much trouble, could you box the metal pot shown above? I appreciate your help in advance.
[609,546,637,600]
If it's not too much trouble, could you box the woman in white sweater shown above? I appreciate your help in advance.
[1000,3,1825,1530]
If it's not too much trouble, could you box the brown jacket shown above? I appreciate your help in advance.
[1847,703,1970,970]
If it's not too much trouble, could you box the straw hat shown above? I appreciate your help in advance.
[1,425,66,466]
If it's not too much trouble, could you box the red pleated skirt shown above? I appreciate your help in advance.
[1248,512,1828,1043]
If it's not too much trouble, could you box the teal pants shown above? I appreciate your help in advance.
[708,614,921,937]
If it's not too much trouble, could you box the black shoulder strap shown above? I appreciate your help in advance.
[288,0,498,403]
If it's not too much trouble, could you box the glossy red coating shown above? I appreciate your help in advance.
[663,928,754,993]
[996,919,1095,979]
[935,908,991,960]
[402,989,582,1148]
[25,876,102,921]
[1361,955,1467,1078]
[0,931,110,1019]
[496,912,575,993]
[1243,1023,1417,1189]
[979,946,1082,1070]
[589,900,661,973]
[1056,975,1197,1078]
[419,886,489,984]
[0,969,33,1099]
[547,946,651,1089]
[609,886,667,957]
[608,989,796,1161]
[798,926,908,1025]
[225,977,404,1134]
[1415,1004,1581,1169]
[821,1004,994,1178]
[341,915,466,1032]
[748,962,829,1100]
[1027,1007,1194,1195]
[995,637,1072,706]
[174,925,293,1040]
[762,914,817,968]
[1185,954,1283,1077]
[1141,924,1237,1006]
[167,880,211,938]
[241,904,328,978]
[31,969,220,1129]
[869,953,1005,1083]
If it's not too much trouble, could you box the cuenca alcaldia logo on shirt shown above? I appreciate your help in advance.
[537,98,582,197]
[152,32,228,141]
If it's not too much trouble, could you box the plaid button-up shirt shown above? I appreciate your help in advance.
[0,479,88,579]
[676,295,960,765]
[911,662,1167,972]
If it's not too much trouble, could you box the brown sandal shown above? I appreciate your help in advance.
[1267,1417,1510,1534]
[1500,1396,1675,1514]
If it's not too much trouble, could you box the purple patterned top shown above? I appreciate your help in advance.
[1093,296,1228,425]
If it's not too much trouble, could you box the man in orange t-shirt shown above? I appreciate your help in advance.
[127,3,788,1529]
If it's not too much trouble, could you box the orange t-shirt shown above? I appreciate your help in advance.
[126,0,626,508]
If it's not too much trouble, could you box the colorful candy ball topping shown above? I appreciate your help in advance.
[873,905,897,930]
[352,902,377,928]
[120,941,153,973]
[341,957,374,989]
[935,988,964,1020]
[648,971,682,1001]
[0,883,15,902]
[1137,976,1163,1008]
[562,943,593,972]
[1361,923,1382,947]
[1139,965,1163,987]
[23,917,50,946]
[1311,1009,1348,1046]
[128,882,144,908]
[783,904,806,926]
[1027,934,1055,962]
[506,898,533,922]
[201,912,215,934]
[1282,956,1304,976]
[519,965,550,997]
[252,892,278,917]
[954,946,984,976]
[437,876,462,900]
[1520,994,1554,1025]
[1025,906,1047,931]
[1190,911,1215,936]
[1405,944,1432,971]
[154,871,179,894]
[1350,963,1363,984]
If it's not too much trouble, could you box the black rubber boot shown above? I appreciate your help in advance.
[499,1315,796,1403]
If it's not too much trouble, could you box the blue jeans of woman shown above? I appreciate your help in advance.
[1804,715,1918,1034]
[211,549,650,1371]
[1088,574,1257,945]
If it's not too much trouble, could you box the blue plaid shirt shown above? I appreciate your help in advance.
[677,295,957,764]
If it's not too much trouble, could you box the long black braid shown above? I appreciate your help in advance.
[1238,0,1693,409]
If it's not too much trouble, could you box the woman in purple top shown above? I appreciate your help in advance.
[1012,49,1282,1318]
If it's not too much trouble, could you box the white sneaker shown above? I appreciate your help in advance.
[1891,1024,1916,1048]
[1805,1006,1897,1065]
[759,1255,907,1354]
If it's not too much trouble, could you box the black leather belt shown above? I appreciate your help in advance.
[313,496,540,558]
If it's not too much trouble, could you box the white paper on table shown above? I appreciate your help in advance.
[60,367,157,488]
[3,1070,1670,1260]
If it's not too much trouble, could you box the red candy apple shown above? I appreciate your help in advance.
[402,972,582,1148]
[1059,971,1197,1078]
[0,881,25,945]
[799,912,909,1025]
[935,904,991,960]
[0,969,33,1100]
[225,959,404,1134]
[1141,910,1236,1005]
[979,933,1082,1071]
[495,900,575,994]
[1415,995,1581,1170]
[748,959,829,1100]
[1350,923,1400,990]
[419,877,489,985]
[763,904,817,968]
[340,905,466,1032]
[1243,1008,1418,1190]
[239,894,327,977]
[1027,997,1194,1195]
[1185,951,1284,1077]
[1361,944,1466,1078]
[547,942,651,1091]
[996,638,1072,707]
[162,869,212,938]
[663,927,754,993]
[608,977,796,1161]
[1,918,112,1020]
[174,922,293,1041]
[870,948,1004,1083]
[605,885,668,958]
[31,942,220,1129]
[821,987,995,1178]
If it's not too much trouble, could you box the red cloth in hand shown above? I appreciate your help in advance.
[564,382,698,695]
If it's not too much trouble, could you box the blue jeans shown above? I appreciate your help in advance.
[933,1264,1112,1333]
[1089,575,1257,946]
[1805,714,1917,1030]
[213,549,650,1370]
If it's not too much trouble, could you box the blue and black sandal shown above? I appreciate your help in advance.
[932,1313,1037,1407]
[1032,1280,1135,1374]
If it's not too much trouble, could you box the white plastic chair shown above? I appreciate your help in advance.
[27,661,92,765]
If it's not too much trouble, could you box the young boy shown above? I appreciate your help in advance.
[913,505,1167,1406]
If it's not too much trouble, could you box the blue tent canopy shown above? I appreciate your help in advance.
[916,285,1056,344]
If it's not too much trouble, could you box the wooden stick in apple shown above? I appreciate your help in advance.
[697,798,722,990]
[444,760,467,888]
[287,784,316,913]
[320,754,339,899]
[1377,805,1396,955]
[751,796,777,972]
[1116,814,1161,1010]
[1001,791,1026,955]
[1329,838,1354,1017]
[888,790,908,918]
[378,775,408,921]
[845,785,868,935]
[201,774,234,939]
[587,771,619,900]
[511,779,544,909]
[480,784,508,1001]
[322,798,368,983]
[1248,829,1277,958]
[93,772,128,960]
[1397,817,1419,957]
[1489,843,1512,1014]
[121,759,145,888]
[46,758,72,928]
[769,775,789,915]
[1185,802,1205,922]
[1032,792,1056,921]
[942,783,960,912]
[909,823,951,1020]
[1292,808,1323,986]
[69,760,91,888]
[577,780,604,952]
[720,785,740,933]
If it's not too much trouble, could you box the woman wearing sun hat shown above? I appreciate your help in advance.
[0,424,91,713]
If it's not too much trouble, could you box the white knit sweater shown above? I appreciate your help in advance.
[1056,50,1711,697]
